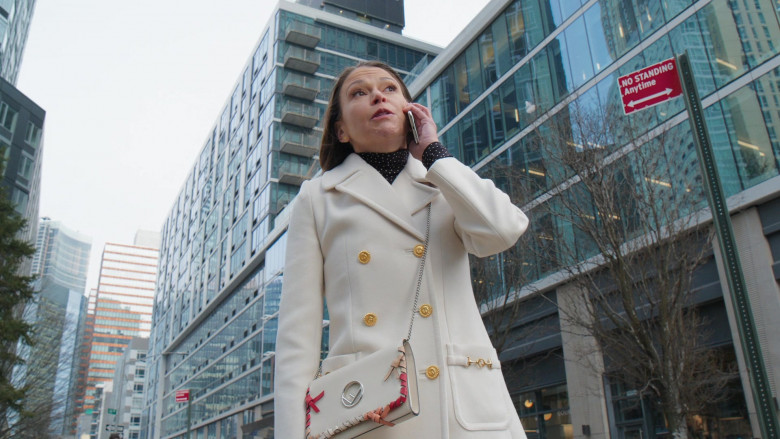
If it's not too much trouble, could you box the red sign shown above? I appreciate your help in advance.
[618,58,682,115]
[175,389,190,403]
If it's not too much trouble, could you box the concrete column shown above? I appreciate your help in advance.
[557,284,611,439]
[712,206,780,436]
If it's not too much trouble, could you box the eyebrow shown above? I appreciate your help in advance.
[345,77,397,90]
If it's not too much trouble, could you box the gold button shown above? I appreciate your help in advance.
[358,251,371,264]
[419,304,433,318]
[413,244,425,258]
[426,365,440,380]
[363,313,377,326]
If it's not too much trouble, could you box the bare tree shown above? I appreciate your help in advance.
[525,101,738,439]
[470,159,561,385]
[471,97,740,438]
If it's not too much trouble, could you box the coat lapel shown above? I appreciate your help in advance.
[322,154,439,241]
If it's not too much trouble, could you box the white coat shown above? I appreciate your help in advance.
[274,153,530,438]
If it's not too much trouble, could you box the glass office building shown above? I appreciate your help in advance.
[405,0,780,438]
[0,0,36,86]
[29,217,92,436]
[145,1,439,437]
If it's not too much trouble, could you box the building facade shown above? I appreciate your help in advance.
[0,75,42,256]
[29,217,92,436]
[81,233,160,438]
[404,0,780,438]
[145,1,439,437]
[0,0,36,85]
[99,337,149,439]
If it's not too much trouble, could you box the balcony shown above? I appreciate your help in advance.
[280,129,320,158]
[283,21,321,48]
[281,71,320,101]
[281,100,320,129]
[283,46,320,74]
[277,160,314,187]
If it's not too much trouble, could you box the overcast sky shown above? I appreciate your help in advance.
[16,0,490,293]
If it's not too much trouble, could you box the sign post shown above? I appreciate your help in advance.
[676,51,778,439]
[176,390,192,439]
[618,57,682,115]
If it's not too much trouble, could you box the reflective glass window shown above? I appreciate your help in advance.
[506,1,529,63]
[752,66,780,170]
[662,0,694,20]
[465,41,484,101]
[636,0,665,38]
[513,63,537,127]
[479,28,499,89]
[454,54,470,114]
[598,0,642,58]
[432,65,457,128]
[558,0,583,21]
[500,79,521,139]
[696,2,750,88]
[719,84,778,187]
[547,35,572,103]
[583,3,614,75]
[666,14,712,97]
[491,14,512,78]
[564,16,594,89]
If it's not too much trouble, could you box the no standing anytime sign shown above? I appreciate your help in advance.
[618,58,682,115]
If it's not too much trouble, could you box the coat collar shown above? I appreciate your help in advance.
[321,153,439,240]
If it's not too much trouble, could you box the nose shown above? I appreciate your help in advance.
[371,89,387,105]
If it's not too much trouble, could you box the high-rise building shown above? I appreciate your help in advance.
[81,232,160,435]
[0,0,36,86]
[28,217,91,436]
[0,75,43,257]
[404,1,780,438]
[101,337,148,439]
[145,1,439,437]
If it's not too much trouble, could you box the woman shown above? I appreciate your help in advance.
[274,61,529,438]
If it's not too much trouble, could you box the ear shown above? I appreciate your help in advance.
[335,121,349,143]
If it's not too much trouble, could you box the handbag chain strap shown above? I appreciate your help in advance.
[315,204,432,378]
[406,204,431,342]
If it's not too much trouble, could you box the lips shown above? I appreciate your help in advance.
[371,108,394,119]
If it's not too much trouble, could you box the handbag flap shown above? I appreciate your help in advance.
[306,343,418,438]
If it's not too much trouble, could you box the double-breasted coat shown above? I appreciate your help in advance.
[274,152,530,438]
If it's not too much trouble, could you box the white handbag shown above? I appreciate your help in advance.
[304,206,431,439]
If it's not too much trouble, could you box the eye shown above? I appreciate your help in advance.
[351,89,366,97]
[385,84,397,92]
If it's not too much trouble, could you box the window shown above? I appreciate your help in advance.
[11,189,28,214]
[1,142,9,177]
[514,383,572,439]
[17,154,33,180]
[25,122,41,147]
[0,102,17,132]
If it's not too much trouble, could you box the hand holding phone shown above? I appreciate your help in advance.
[407,111,420,144]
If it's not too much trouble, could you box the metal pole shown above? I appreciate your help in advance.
[676,51,778,439]
[187,397,192,439]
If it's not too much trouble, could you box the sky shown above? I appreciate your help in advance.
[16,0,491,293]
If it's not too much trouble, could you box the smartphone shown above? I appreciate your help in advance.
[407,111,420,144]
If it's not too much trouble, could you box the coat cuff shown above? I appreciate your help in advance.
[422,142,452,169]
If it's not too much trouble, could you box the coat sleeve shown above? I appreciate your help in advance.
[425,157,529,257]
[273,180,325,439]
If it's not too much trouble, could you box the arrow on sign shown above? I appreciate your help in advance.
[628,88,674,107]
